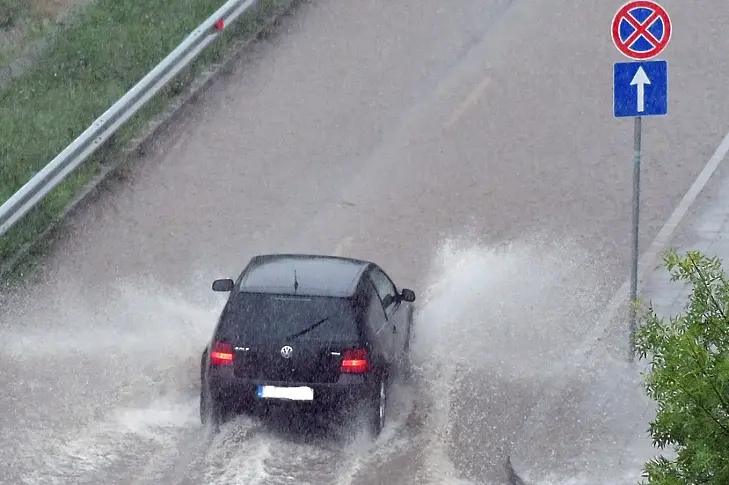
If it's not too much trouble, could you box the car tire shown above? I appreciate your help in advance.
[200,385,225,431]
[369,372,388,438]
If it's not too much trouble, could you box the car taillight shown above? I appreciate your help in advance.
[341,348,369,373]
[210,341,234,366]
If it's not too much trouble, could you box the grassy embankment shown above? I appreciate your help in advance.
[0,2,44,71]
[0,0,294,279]
[0,1,84,70]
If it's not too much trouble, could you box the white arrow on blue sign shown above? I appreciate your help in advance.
[613,60,668,117]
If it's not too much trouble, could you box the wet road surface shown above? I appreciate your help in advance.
[2,0,729,484]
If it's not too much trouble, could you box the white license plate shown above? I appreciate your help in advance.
[256,385,314,401]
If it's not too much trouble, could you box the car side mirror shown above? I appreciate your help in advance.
[400,288,416,302]
[212,278,234,292]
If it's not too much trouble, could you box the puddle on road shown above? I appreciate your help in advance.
[21,395,200,485]
[404,234,608,484]
[0,234,608,485]
[0,276,220,485]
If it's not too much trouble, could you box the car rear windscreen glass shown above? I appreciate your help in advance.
[226,293,360,342]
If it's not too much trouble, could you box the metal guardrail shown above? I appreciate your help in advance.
[0,0,256,237]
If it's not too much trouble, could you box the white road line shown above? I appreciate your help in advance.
[509,128,729,462]
[576,128,729,357]
[443,76,491,130]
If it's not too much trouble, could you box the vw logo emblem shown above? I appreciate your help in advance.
[280,345,293,359]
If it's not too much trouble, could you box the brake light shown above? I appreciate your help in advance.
[341,348,369,373]
[210,341,234,366]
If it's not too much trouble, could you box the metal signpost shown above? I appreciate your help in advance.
[611,0,672,362]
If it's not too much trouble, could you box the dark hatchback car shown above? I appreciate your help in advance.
[199,253,416,437]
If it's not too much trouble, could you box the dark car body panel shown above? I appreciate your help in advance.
[201,253,415,414]
[232,341,346,383]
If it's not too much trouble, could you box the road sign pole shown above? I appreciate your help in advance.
[611,0,672,363]
[629,115,642,363]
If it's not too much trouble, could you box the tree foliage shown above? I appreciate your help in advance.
[634,249,729,485]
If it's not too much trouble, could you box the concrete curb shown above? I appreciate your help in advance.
[504,344,661,485]
[0,0,303,280]
[505,456,526,485]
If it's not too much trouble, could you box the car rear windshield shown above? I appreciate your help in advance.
[222,292,360,343]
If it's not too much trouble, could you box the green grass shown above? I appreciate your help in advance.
[0,0,26,29]
[0,3,67,70]
[0,0,296,280]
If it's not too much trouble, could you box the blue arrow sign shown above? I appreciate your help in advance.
[613,60,667,117]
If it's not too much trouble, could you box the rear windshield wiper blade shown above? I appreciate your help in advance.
[284,316,330,341]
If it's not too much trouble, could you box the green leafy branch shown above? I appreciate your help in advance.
[634,249,729,485]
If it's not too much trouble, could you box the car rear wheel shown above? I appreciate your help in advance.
[200,386,225,431]
[369,372,388,438]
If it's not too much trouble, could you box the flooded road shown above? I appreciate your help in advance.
[3,0,729,483]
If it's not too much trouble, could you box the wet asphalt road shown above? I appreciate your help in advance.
[2,0,729,484]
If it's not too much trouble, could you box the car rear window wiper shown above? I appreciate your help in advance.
[284,316,330,341]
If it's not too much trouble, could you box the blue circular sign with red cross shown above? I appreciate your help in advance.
[611,0,672,60]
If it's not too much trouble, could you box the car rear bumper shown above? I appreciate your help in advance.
[208,372,373,409]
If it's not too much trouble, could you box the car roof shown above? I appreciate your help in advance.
[238,253,374,298]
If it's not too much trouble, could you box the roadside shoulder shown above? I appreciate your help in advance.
[507,168,729,485]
